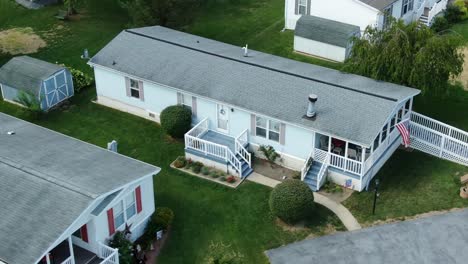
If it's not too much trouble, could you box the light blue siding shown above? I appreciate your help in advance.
[1,84,19,102]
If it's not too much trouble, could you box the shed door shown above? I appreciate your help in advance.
[44,71,69,108]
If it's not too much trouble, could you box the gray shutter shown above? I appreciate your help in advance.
[191,96,197,117]
[306,0,311,15]
[138,80,144,101]
[279,123,286,145]
[294,0,299,14]
[250,114,256,136]
[125,77,131,97]
[177,92,182,105]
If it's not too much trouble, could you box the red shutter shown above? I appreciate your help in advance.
[136,186,142,213]
[107,208,115,235]
[80,224,89,243]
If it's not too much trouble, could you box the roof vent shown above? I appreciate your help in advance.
[306,94,318,118]
[7,131,15,135]
[242,44,249,57]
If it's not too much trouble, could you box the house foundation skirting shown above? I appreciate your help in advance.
[249,143,305,171]
[95,95,161,122]
[185,152,240,177]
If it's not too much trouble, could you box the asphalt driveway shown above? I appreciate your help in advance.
[266,209,468,264]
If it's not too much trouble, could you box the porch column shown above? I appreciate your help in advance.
[45,253,51,264]
[344,142,349,159]
[68,236,75,264]
[328,136,332,153]
[408,98,414,116]
[361,146,366,162]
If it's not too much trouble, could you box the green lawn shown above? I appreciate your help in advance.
[0,1,343,263]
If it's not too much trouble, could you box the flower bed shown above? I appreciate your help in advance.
[171,156,242,188]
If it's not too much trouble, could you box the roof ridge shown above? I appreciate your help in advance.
[0,155,97,199]
[124,29,398,102]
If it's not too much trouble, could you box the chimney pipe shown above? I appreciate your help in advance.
[242,44,249,57]
[306,94,318,118]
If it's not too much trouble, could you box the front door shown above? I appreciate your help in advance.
[217,104,229,133]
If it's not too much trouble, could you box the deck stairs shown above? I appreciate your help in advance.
[419,14,429,26]
[236,152,254,177]
[303,161,322,191]
[410,112,468,167]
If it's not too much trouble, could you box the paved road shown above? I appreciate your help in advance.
[267,209,468,264]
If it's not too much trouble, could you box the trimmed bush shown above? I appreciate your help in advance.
[142,207,174,249]
[210,171,219,178]
[445,4,465,24]
[69,67,93,93]
[201,166,210,175]
[160,105,192,138]
[226,176,236,183]
[174,156,187,168]
[431,16,450,32]
[191,161,203,173]
[269,180,315,224]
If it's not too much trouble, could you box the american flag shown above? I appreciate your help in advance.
[396,119,411,147]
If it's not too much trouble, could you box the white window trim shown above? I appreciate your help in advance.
[298,0,307,15]
[113,189,137,229]
[181,93,192,110]
[256,116,281,143]
[129,78,140,99]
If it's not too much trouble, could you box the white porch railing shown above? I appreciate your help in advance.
[185,118,246,177]
[235,129,251,167]
[410,112,468,166]
[60,256,73,264]
[414,0,427,23]
[428,0,448,25]
[315,153,330,191]
[300,150,314,181]
[98,242,119,264]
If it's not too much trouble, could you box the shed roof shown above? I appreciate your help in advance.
[89,26,420,146]
[0,56,65,95]
[295,16,361,48]
[359,0,396,10]
[0,113,160,264]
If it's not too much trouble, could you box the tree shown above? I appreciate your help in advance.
[343,20,464,94]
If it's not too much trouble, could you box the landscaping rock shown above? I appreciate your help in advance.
[460,186,468,199]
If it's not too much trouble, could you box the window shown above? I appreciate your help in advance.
[381,124,388,142]
[373,134,380,150]
[130,79,140,99]
[125,191,137,220]
[298,0,307,15]
[113,202,125,229]
[383,5,393,28]
[72,229,82,239]
[256,116,280,142]
[402,0,414,15]
[390,116,396,133]
[181,93,192,112]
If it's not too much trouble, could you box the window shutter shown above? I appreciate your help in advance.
[279,123,286,145]
[306,0,311,15]
[138,81,144,101]
[125,77,131,97]
[192,96,197,117]
[80,224,89,243]
[136,186,143,213]
[177,92,182,105]
[250,114,256,136]
[107,208,115,236]
[294,0,299,14]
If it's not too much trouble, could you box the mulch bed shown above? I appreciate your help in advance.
[141,227,171,264]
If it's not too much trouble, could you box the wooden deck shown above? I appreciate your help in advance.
[200,130,236,152]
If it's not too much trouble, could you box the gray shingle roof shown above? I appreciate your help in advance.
[0,113,160,264]
[359,0,396,10]
[0,56,64,95]
[89,26,420,146]
[295,16,361,48]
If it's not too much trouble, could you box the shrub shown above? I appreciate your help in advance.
[173,156,186,168]
[184,158,193,169]
[431,16,450,33]
[210,171,219,178]
[14,91,43,119]
[160,105,192,138]
[269,180,315,224]
[108,231,133,264]
[203,241,244,264]
[259,145,280,163]
[219,176,227,182]
[445,4,465,24]
[69,68,93,93]
[191,161,203,173]
[226,176,236,183]
[142,207,174,248]
[201,166,210,175]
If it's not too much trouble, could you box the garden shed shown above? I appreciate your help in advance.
[0,56,74,111]
[294,15,361,62]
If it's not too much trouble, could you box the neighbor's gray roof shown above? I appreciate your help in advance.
[295,16,360,48]
[267,209,468,264]
[0,113,160,264]
[359,0,396,10]
[0,56,64,95]
[89,26,420,146]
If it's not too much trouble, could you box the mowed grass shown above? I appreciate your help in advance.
[0,1,343,263]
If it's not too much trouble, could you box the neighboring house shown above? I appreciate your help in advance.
[0,56,74,111]
[0,113,160,264]
[285,0,449,31]
[89,26,468,192]
[293,16,361,62]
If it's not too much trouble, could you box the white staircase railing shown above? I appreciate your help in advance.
[60,256,73,264]
[185,118,245,177]
[410,112,468,166]
[98,242,119,264]
[235,129,251,167]
[301,150,314,181]
[428,0,448,25]
[316,153,330,191]
[414,0,427,24]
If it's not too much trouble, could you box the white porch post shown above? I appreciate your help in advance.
[45,253,51,264]
[68,236,75,264]
[328,136,332,153]
[344,142,349,159]
[361,146,366,162]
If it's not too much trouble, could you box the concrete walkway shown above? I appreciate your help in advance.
[247,173,361,231]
